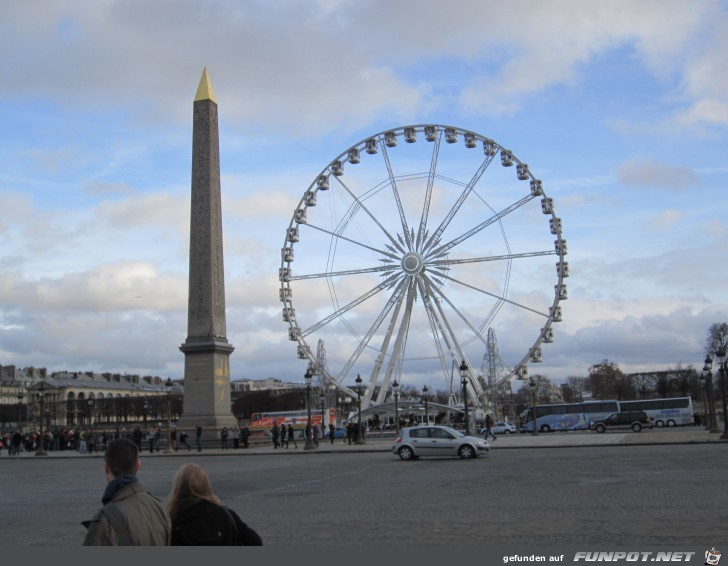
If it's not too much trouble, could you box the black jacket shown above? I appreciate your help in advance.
[171,499,262,546]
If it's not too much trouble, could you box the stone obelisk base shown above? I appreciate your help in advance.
[177,339,237,429]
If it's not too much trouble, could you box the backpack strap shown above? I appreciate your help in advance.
[222,507,240,545]
[101,502,134,546]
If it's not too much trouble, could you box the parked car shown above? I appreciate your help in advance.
[492,422,516,435]
[589,411,653,433]
[478,422,516,435]
[391,425,490,460]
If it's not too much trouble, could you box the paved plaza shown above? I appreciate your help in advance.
[1,427,725,548]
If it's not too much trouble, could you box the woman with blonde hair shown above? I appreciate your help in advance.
[167,463,262,546]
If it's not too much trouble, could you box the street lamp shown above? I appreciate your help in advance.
[355,374,366,445]
[701,364,712,431]
[164,378,173,453]
[715,348,728,440]
[459,360,470,436]
[17,392,24,427]
[529,378,539,436]
[304,368,316,450]
[704,356,719,433]
[422,385,429,425]
[392,380,400,435]
[35,382,47,456]
[320,390,326,436]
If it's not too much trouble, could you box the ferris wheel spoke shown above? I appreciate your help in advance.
[304,222,399,261]
[290,264,400,282]
[380,279,417,399]
[428,193,536,258]
[430,250,557,269]
[301,272,402,338]
[423,152,497,252]
[336,277,408,385]
[415,277,462,384]
[367,282,412,404]
[436,270,549,319]
[422,273,489,349]
[415,130,441,252]
[380,142,413,249]
[419,276,482,399]
[331,175,407,254]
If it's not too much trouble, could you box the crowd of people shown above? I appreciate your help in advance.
[0,422,254,455]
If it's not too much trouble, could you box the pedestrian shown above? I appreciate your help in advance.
[271,422,280,449]
[87,430,96,454]
[240,423,250,448]
[132,427,142,452]
[220,427,229,451]
[154,426,161,452]
[147,428,155,453]
[280,423,289,449]
[179,430,191,451]
[170,426,178,451]
[313,424,320,446]
[345,422,353,445]
[167,463,262,546]
[287,424,297,449]
[328,423,336,445]
[231,425,240,449]
[196,425,203,452]
[483,414,497,441]
[82,438,171,545]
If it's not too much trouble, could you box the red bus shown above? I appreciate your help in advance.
[249,409,336,432]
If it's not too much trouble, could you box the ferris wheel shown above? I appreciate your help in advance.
[279,125,567,410]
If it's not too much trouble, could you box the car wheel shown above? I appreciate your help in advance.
[540,425,551,433]
[398,446,415,461]
[595,424,606,433]
[667,420,676,427]
[458,444,476,459]
[504,430,512,434]
[631,423,642,432]
[655,420,664,427]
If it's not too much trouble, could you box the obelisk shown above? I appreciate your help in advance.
[178,68,236,429]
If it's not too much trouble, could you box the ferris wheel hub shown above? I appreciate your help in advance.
[401,252,425,275]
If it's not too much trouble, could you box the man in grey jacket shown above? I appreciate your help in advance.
[83,438,171,545]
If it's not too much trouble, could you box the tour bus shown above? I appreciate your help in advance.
[520,400,620,432]
[618,396,694,427]
[249,408,337,434]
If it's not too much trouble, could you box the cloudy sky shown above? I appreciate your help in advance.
[1,0,726,393]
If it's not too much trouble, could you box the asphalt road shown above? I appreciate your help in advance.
[1,442,725,547]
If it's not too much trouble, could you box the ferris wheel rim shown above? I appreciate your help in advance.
[279,124,567,408]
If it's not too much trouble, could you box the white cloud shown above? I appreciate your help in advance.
[617,157,701,190]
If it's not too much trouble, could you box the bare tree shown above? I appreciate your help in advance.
[706,322,728,355]
[588,359,633,400]
[561,376,586,402]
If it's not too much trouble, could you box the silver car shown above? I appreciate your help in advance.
[392,425,490,460]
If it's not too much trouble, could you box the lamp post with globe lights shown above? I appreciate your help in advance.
[703,356,720,433]
[422,385,429,425]
[164,378,173,453]
[459,360,470,436]
[17,392,24,428]
[714,348,728,439]
[392,380,400,435]
[354,374,366,445]
[35,382,48,456]
[529,378,539,436]
[304,368,316,450]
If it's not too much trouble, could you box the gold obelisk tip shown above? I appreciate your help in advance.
[194,67,217,103]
